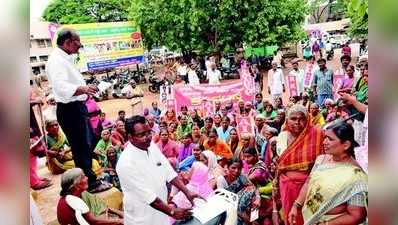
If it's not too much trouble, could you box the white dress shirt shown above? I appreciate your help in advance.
[289,68,305,95]
[46,47,87,103]
[207,69,221,85]
[177,65,188,76]
[188,69,200,85]
[267,68,285,95]
[116,142,178,225]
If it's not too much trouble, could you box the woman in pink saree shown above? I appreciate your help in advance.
[156,128,179,168]
[86,96,102,142]
[172,161,214,208]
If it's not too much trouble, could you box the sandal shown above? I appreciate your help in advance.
[88,180,113,193]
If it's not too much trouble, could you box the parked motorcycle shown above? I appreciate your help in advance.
[148,72,164,93]
[131,70,147,84]
[326,49,334,61]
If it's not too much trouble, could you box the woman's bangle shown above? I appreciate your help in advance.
[293,200,303,209]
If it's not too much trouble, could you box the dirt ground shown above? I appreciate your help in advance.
[34,49,352,224]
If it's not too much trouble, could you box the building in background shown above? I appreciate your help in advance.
[30,21,52,77]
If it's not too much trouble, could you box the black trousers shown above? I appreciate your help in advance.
[56,101,97,184]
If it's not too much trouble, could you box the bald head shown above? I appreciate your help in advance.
[56,28,81,54]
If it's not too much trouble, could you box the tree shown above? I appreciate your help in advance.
[346,0,368,38]
[42,0,130,24]
[308,0,347,23]
[129,0,308,57]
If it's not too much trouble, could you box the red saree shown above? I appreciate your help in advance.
[277,121,324,173]
[276,119,324,225]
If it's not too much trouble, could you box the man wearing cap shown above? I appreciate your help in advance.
[267,61,285,104]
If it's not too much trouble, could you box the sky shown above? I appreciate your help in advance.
[30,0,51,22]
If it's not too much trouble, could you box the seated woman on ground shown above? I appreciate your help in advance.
[216,158,261,225]
[94,129,114,167]
[45,120,102,175]
[57,168,123,225]
[103,146,121,190]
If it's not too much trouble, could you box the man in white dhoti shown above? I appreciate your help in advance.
[267,61,285,103]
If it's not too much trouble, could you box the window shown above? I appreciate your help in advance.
[39,55,48,61]
[45,39,52,47]
[37,39,46,48]
[32,67,40,75]
[30,56,37,63]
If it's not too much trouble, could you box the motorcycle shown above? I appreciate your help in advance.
[131,70,147,84]
[326,48,334,61]
[148,72,164,93]
[220,65,237,80]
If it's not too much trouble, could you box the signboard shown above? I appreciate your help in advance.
[166,99,176,112]
[173,80,254,114]
[303,63,314,88]
[235,116,254,136]
[48,21,144,71]
[333,73,346,99]
[200,99,215,118]
[287,75,299,97]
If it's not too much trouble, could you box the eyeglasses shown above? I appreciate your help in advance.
[135,130,151,138]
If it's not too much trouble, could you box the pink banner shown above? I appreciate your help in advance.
[287,75,299,97]
[235,116,254,137]
[166,99,176,112]
[173,80,254,113]
[333,74,345,99]
[200,99,215,117]
[303,63,314,88]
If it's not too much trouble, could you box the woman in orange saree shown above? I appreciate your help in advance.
[272,104,324,225]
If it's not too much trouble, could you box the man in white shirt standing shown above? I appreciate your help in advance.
[46,29,110,192]
[117,116,203,225]
[288,59,305,96]
[177,61,188,83]
[207,63,222,85]
[267,61,285,103]
[187,63,200,85]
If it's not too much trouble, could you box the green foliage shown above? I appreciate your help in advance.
[346,0,368,38]
[130,0,308,55]
[309,0,347,23]
[42,0,130,24]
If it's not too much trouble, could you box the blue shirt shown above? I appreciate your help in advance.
[178,155,196,172]
[312,68,334,95]
[217,126,233,142]
[149,108,162,123]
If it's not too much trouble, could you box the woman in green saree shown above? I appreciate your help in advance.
[46,120,103,175]
[288,122,367,225]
